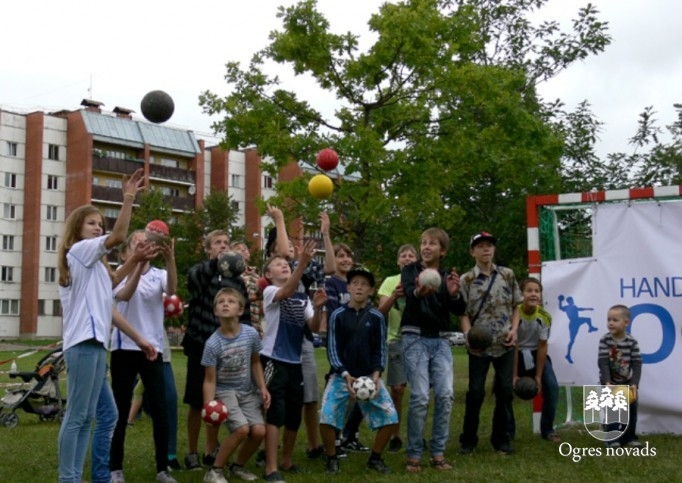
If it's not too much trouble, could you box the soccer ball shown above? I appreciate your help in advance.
[352,376,377,402]
[418,268,442,290]
[217,251,246,278]
[467,325,493,351]
[163,293,184,317]
[514,377,539,400]
[145,220,170,243]
[201,400,228,426]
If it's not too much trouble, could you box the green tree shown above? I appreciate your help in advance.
[200,0,610,277]
[129,188,173,232]
[556,102,682,192]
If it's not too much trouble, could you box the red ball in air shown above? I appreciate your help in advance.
[316,148,339,171]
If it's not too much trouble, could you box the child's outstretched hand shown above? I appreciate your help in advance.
[266,203,283,222]
[298,239,317,266]
[319,212,331,235]
[122,168,146,197]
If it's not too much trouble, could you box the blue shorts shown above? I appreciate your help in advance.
[319,374,398,431]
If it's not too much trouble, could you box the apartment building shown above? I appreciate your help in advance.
[0,100,287,338]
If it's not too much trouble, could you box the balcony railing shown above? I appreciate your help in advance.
[93,185,194,211]
[149,163,196,184]
[92,155,143,175]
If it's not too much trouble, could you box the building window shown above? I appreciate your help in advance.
[6,142,18,156]
[37,299,46,316]
[44,267,56,283]
[46,205,58,221]
[105,178,123,189]
[103,207,120,219]
[4,172,17,188]
[230,200,240,214]
[48,144,60,160]
[231,174,242,188]
[105,150,126,159]
[47,175,59,190]
[263,175,274,189]
[52,299,62,317]
[159,186,180,197]
[93,175,100,185]
[1,299,20,315]
[160,158,179,168]
[45,236,57,252]
[3,204,16,219]
[2,235,15,251]
[1,266,14,282]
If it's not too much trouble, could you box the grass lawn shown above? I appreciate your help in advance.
[0,341,679,482]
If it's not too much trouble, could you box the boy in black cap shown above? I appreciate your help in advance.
[319,267,398,475]
[458,231,522,455]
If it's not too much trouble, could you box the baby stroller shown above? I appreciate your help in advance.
[0,346,66,428]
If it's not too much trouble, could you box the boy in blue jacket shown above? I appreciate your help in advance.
[319,267,398,475]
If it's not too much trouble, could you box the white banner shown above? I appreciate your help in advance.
[542,200,682,434]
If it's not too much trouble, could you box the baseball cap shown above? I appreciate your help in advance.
[470,231,496,248]
[346,266,375,287]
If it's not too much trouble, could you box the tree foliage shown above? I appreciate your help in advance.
[200,0,611,277]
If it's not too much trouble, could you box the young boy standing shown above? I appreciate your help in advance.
[400,228,463,473]
[260,240,327,483]
[458,231,522,456]
[377,244,419,452]
[320,267,398,475]
[182,230,252,470]
[202,288,271,483]
[598,304,642,448]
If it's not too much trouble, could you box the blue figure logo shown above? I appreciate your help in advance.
[558,295,598,364]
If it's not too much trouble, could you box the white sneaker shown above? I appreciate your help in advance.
[203,468,228,483]
[230,463,258,481]
[156,470,178,483]
[110,470,125,483]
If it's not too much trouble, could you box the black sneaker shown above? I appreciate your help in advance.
[255,449,266,468]
[184,452,202,471]
[367,457,391,474]
[459,445,474,455]
[335,443,348,460]
[167,457,182,471]
[340,439,370,452]
[495,442,515,455]
[325,457,340,475]
[202,450,218,466]
[263,471,286,482]
[306,445,325,459]
[388,437,402,453]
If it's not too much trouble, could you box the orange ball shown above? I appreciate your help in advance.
[308,174,333,199]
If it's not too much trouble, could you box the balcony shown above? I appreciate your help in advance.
[92,185,126,203]
[149,164,196,184]
[92,185,194,211]
[92,155,143,175]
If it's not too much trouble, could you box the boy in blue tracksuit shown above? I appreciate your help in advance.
[319,267,398,475]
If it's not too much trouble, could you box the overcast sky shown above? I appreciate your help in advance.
[2,0,680,156]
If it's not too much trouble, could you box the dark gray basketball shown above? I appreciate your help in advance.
[217,251,245,278]
[141,90,174,123]
[514,376,539,400]
[467,325,493,351]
